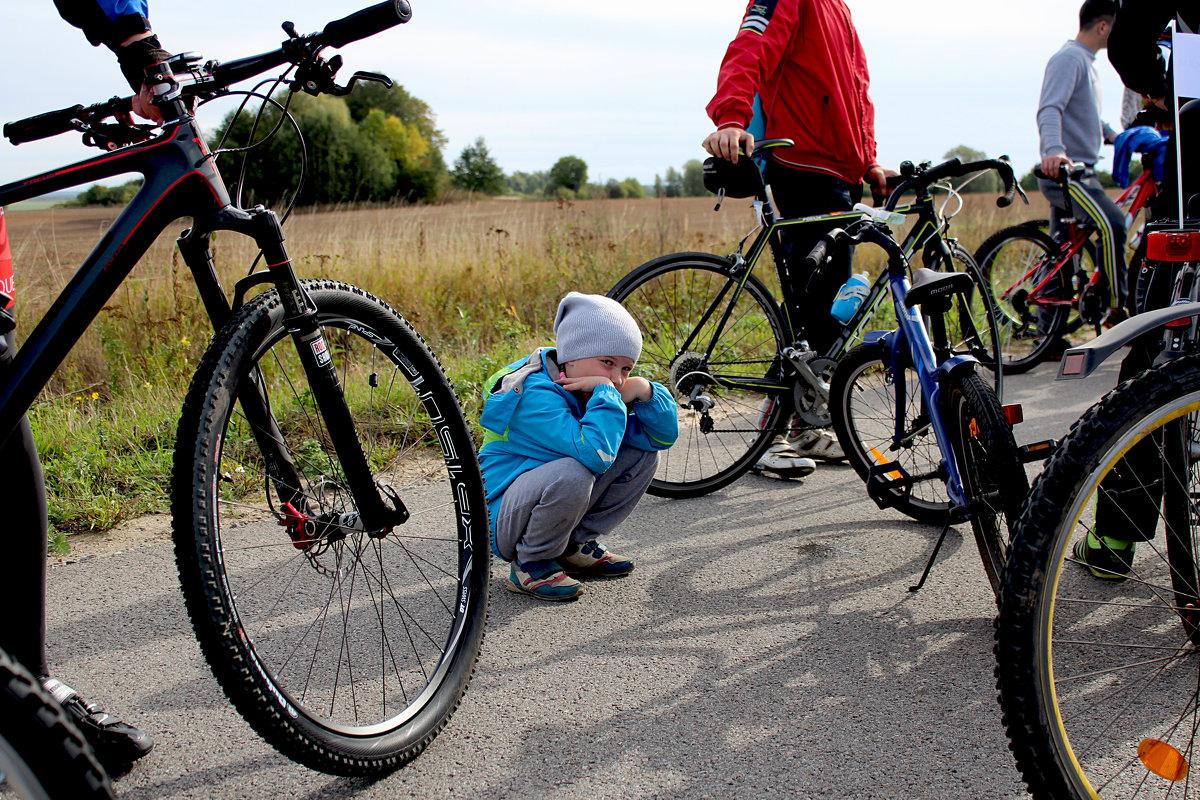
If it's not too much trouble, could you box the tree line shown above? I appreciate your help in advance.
[69,76,1124,209]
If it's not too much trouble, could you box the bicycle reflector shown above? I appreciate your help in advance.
[1002,404,1023,425]
[1147,230,1200,261]
[1138,738,1189,782]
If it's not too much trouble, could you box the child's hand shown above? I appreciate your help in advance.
[555,374,614,394]
[620,377,653,405]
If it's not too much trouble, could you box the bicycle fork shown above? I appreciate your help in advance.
[185,207,408,539]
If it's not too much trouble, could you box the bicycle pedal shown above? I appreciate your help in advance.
[1018,439,1058,464]
[865,460,914,510]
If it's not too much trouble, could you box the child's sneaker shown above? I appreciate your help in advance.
[508,559,584,601]
[558,540,635,577]
[1072,531,1135,581]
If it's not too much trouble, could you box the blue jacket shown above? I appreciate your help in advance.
[478,347,678,527]
[55,0,151,49]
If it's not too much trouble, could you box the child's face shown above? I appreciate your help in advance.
[563,355,635,391]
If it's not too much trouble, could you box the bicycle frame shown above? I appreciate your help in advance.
[865,231,973,511]
[0,114,403,530]
[693,181,972,399]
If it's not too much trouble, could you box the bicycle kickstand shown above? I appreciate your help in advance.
[908,518,954,593]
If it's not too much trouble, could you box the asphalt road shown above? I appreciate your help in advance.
[41,357,1122,800]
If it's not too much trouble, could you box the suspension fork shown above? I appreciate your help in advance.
[200,208,406,533]
[178,229,308,516]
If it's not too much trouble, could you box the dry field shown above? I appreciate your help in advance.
[3,191,1051,535]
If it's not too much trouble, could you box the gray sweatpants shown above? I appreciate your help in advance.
[493,446,658,564]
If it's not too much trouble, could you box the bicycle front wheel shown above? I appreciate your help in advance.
[830,343,950,524]
[975,224,1071,374]
[173,280,489,776]
[997,354,1200,799]
[943,372,1026,596]
[608,252,789,498]
[0,648,113,799]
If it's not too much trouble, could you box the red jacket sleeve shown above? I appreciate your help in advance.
[706,0,801,130]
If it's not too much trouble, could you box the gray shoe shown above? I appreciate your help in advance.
[752,437,817,479]
[786,428,845,462]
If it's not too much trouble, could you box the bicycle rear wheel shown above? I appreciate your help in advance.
[0,649,113,799]
[608,252,789,498]
[173,280,489,776]
[943,372,1026,596]
[975,225,1072,374]
[996,355,1200,799]
[831,343,950,524]
[936,242,1003,396]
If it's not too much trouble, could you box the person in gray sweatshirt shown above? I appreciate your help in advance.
[1037,0,1128,331]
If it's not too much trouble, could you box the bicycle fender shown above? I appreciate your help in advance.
[1057,301,1200,380]
[937,354,977,384]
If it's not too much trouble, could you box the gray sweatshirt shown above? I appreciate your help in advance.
[1037,40,1117,165]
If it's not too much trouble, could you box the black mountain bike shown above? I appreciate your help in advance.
[608,152,1018,498]
[0,1,488,776]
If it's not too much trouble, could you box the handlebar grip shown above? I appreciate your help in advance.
[4,104,85,146]
[922,157,963,184]
[321,0,411,48]
[997,165,1017,208]
[804,237,831,274]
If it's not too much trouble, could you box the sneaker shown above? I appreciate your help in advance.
[40,677,153,772]
[558,540,635,577]
[508,559,584,601]
[1072,532,1135,581]
[786,428,846,462]
[752,437,817,479]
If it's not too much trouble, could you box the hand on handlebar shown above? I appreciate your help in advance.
[866,164,898,206]
[129,85,163,125]
[703,127,755,164]
[1040,153,1073,180]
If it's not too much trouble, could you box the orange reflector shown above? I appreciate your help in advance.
[1003,403,1023,425]
[968,418,980,437]
[1148,230,1200,261]
[868,447,902,480]
[1139,738,1189,782]
[1061,352,1088,376]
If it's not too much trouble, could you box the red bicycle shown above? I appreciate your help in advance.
[973,164,1157,372]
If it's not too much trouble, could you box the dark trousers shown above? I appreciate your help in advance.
[763,161,861,354]
[0,330,49,676]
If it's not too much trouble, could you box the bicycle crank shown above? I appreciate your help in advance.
[788,353,836,427]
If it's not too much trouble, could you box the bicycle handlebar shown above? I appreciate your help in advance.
[4,96,129,146]
[3,0,411,147]
[884,157,1022,211]
[322,0,411,48]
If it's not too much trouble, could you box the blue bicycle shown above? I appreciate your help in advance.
[825,199,1032,596]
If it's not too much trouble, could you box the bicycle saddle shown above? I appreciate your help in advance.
[904,268,975,310]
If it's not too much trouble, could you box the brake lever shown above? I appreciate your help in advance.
[80,121,155,151]
[330,71,394,96]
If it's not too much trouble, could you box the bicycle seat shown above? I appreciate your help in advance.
[904,268,975,310]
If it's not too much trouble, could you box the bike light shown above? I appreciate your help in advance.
[1002,404,1023,425]
[1147,230,1200,261]
[1138,738,1189,781]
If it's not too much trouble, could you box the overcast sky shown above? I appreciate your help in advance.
[0,1,1134,190]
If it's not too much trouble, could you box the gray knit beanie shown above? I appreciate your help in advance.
[554,292,643,364]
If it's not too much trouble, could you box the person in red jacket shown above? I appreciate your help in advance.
[704,0,890,477]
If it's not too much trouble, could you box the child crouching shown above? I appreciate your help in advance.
[479,292,679,601]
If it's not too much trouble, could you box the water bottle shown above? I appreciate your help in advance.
[830,271,871,324]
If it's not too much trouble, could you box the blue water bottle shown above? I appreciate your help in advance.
[830,271,871,324]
